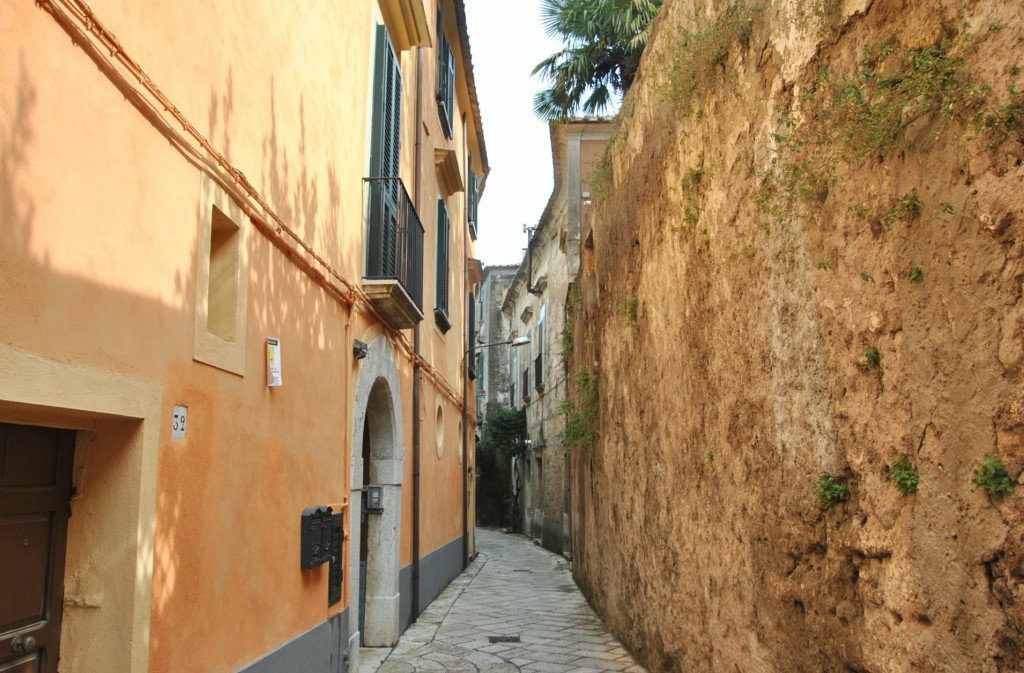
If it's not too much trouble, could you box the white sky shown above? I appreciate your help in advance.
[463,0,563,267]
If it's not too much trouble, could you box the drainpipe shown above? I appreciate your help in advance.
[461,112,470,570]
[411,44,424,623]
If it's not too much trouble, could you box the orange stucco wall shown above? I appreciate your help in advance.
[1,0,482,670]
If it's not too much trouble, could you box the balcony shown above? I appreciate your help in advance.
[363,177,425,329]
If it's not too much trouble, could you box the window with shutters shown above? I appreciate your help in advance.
[467,291,477,379]
[510,347,519,407]
[364,25,425,328]
[436,6,455,139]
[535,305,545,391]
[434,198,451,332]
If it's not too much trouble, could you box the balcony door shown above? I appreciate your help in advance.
[368,25,403,280]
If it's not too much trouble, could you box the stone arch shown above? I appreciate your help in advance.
[348,335,404,654]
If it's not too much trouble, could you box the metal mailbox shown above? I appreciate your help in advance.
[328,513,344,606]
[300,505,334,569]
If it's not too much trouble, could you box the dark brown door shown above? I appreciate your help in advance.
[359,420,370,644]
[0,423,74,673]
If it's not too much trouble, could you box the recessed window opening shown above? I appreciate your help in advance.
[207,205,241,342]
[436,403,445,458]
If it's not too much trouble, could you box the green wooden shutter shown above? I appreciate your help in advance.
[435,199,450,321]
[371,26,402,179]
[444,45,455,135]
[369,26,403,277]
[436,7,455,139]
[468,154,478,239]
[470,179,479,240]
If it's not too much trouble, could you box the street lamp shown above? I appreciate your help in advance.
[465,335,530,357]
[461,335,529,567]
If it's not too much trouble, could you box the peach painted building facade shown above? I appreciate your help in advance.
[0,1,486,672]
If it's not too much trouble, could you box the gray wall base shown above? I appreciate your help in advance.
[236,610,349,673]
[399,536,464,632]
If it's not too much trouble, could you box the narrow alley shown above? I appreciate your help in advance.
[360,529,647,673]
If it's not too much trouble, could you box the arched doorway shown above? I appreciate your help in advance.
[349,336,404,655]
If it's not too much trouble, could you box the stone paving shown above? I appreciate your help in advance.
[359,528,647,673]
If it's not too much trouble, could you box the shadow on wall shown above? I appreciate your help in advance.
[8,4,382,667]
[150,69,360,672]
[2,52,40,277]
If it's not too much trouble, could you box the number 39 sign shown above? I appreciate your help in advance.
[172,405,188,439]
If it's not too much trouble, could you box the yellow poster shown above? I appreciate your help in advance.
[267,338,282,387]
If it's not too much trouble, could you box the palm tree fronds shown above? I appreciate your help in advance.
[533,0,663,120]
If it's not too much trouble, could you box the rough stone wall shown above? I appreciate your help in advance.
[571,0,1024,672]
[478,265,518,413]
[509,218,571,552]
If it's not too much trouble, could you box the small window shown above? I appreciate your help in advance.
[194,175,249,375]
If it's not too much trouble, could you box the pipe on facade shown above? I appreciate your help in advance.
[411,44,424,622]
[461,111,470,570]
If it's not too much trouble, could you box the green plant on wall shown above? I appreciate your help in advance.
[875,189,923,228]
[560,284,581,364]
[858,346,881,372]
[900,188,922,218]
[666,4,756,115]
[972,455,1016,501]
[616,295,638,328]
[889,455,919,495]
[560,327,574,364]
[590,147,614,200]
[829,40,973,161]
[757,35,1024,229]
[908,266,924,282]
[984,102,1024,145]
[815,473,850,511]
[562,368,598,451]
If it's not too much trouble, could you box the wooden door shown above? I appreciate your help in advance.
[358,420,370,644]
[0,423,74,673]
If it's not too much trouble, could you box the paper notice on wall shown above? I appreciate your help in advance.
[267,338,282,387]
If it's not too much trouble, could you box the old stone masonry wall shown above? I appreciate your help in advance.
[570,0,1024,671]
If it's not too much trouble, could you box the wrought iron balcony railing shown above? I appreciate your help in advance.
[363,177,424,326]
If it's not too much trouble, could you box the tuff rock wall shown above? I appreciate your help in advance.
[570,0,1024,671]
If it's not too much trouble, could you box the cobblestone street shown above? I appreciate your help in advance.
[360,528,647,673]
